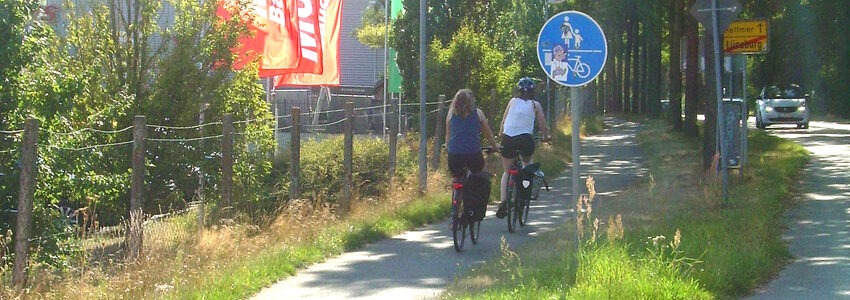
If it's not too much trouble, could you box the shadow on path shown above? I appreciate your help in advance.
[252,117,646,299]
[747,121,850,299]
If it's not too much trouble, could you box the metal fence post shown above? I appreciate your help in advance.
[290,107,301,200]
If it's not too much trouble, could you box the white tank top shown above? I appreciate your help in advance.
[503,97,536,137]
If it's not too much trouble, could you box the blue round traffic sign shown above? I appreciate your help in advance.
[537,11,607,87]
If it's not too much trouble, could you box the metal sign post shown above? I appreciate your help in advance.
[690,0,740,204]
[723,19,768,176]
[741,55,748,171]
[537,11,607,244]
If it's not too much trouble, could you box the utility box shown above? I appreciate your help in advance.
[723,99,744,168]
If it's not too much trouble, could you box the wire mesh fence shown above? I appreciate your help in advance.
[1,96,455,288]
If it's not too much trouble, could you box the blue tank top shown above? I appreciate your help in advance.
[447,109,481,154]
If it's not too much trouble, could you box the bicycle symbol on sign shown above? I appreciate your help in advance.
[566,56,591,79]
[549,46,592,81]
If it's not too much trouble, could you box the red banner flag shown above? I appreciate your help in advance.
[284,0,323,75]
[217,0,323,77]
[275,0,342,86]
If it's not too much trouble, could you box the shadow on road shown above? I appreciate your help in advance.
[748,121,850,299]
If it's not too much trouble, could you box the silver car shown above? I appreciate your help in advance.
[755,84,810,129]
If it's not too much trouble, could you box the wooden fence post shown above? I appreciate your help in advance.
[13,119,38,288]
[197,202,204,234]
[342,102,354,214]
[274,100,280,158]
[290,107,301,200]
[197,103,208,231]
[400,106,407,137]
[490,88,498,123]
[431,95,445,170]
[127,115,146,261]
[221,114,233,210]
[388,96,398,180]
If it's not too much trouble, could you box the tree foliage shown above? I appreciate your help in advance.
[1,0,272,270]
[391,0,546,116]
[353,0,387,48]
[746,0,849,116]
[429,26,519,124]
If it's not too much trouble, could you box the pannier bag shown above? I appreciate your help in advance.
[530,169,545,199]
[463,171,492,221]
[517,163,546,200]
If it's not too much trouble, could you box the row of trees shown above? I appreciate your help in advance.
[361,0,848,167]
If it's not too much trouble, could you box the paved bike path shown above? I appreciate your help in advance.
[251,117,645,299]
[747,121,850,299]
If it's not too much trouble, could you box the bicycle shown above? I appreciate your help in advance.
[503,137,550,233]
[450,146,495,252]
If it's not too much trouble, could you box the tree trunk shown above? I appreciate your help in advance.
[683,5,700,137]
[629,7,640,113]
[639,24,648,115]
[702,33,718,171]
[669,0,684,129]
[623,10,634,113]
[647,1,663,118]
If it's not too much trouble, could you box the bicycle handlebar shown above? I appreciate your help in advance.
[534,136,552,144]
[440,144,499,154]
[481,146,497,154]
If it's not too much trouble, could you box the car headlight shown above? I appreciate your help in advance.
[798,106,806,111]
[765,106,774,112]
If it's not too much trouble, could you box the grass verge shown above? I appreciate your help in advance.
[443,118,809,299]
[3,116,599,299]
[167,191,451,299]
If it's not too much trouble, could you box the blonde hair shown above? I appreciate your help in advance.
[451,89,475,117]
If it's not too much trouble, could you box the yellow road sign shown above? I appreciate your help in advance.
[724,19,768,54]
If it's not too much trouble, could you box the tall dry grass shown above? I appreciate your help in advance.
[0,167,452,299]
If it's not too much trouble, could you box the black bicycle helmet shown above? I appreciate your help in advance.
[517,77,535,92]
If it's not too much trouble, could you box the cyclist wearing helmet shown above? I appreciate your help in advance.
[445,89,501,180]
[496,77,551,218]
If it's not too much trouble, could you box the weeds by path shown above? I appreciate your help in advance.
[442,118,809,299]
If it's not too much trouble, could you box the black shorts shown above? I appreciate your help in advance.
[500,133,535,159]
[447,152,485,179]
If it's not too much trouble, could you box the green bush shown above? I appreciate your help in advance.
[276,136,417,204]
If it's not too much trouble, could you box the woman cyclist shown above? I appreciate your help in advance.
[445,89,501,187]
[496,77,551,218]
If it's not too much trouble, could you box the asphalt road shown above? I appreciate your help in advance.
[251,117,645,299]
[747,120,850,299]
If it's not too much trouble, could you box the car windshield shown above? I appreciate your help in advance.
[765,85,804,98]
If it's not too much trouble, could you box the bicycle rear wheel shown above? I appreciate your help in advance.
[518,195,530,227]
[469,221,480,244]
[452,190,467,251]
[506,173,516,233]
[510,184,522,231]
[452,210,467,252]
